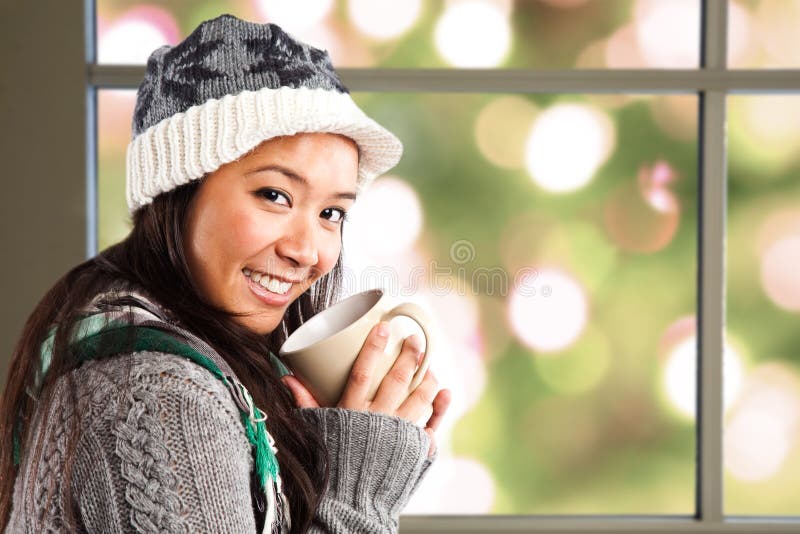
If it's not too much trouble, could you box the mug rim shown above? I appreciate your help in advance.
[279,288,385,356]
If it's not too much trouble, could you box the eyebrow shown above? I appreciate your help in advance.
[246,164,357,200]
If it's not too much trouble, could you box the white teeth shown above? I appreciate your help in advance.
[244,269,293,295]
[268,278,281,293]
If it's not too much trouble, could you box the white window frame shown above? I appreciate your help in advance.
[3,0,799,532]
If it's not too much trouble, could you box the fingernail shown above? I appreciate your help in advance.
[377,321,389,338]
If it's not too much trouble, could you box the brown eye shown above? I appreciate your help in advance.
[321,207,347,223]
[256,188,290,206]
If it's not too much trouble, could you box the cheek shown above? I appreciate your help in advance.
[191,206,266,276]
[228,209,270,258]
[315,233,343,278]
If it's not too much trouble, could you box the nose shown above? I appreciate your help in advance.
[274,216,319,268]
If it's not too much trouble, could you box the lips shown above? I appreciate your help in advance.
[245,271,293,307]
[242,268,295,295]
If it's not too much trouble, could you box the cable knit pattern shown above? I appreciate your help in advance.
[7,352,255,533]
[8,350,436,533]
[113,387,184,533]
[18,373,86,532]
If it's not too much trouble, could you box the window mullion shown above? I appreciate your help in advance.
[88,65,800,92]
[85,0,98,258]
[697,0,728,525]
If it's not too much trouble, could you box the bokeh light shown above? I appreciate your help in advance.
[730,0,800,68]
[503,216,621,301]
[727,92,800,513]
[98,90,137,252]
[341,246,428,298]
[97,0,709,69]
[725,408,794,482]
[658,315,696,358]
[98,90,137,148]
[376,289,487,441]
[86,0,800,516]
[474,96,539,169]
[508,267,588,353]
[525,104,615,193]
[405,456,496,514]
[634,0,699,68]
[726,0,752,66]
[603,161,680,253]
[575,37,607,69]
[434,0,511,67]
[638,160,680,214]
[756,209,800,257]
[760,236,800,312]
[649,95,697,142]
[344,176,423,258]
[253,0,334,33]
[729,95,800,176]
[98,5,178,64]
[662,335,745,420]
[97,80,701,513]
[425,292,487,427]
[604,24,646,68]
[347,0,422,40]
[724,363,800,482]
[756,1,800,66]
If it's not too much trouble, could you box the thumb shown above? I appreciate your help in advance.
[281,375,320,408]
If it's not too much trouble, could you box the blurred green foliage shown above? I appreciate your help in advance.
[95,0,800,518]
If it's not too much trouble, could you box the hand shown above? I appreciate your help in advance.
[281,321,452,457]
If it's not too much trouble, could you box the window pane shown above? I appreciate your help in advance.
[95,0,700,69]
[98,89,697,513]
[725,95,800,515]
[97,90,136,251]
[728,0,800,69]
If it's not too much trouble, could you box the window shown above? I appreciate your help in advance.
[8,0,798,531]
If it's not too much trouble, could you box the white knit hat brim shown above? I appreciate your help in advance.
[125,86,403,212]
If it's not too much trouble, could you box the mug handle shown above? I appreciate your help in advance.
[381,302,435,391]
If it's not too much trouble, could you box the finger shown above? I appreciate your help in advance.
[425,388,452,432]
[338,321,390,408]
[371,334,424,413]
[396,369,438,423]
[425,427,437,457]
[281,375,320,408]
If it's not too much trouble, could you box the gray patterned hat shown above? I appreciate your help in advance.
[126,14,403,211]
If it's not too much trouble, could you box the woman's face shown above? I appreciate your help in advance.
[183,132,359,334]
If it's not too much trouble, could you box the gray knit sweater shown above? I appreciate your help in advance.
[7,350,434,532]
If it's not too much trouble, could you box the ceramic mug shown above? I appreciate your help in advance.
[278,288,434,407]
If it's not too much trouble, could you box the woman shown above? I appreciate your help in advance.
[0,14,450,533]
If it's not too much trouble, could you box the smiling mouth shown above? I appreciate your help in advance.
[242,268,295,295]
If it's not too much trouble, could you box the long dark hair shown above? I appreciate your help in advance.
[0,178,338,532]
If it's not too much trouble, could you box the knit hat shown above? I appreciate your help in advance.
[126,14,403,212]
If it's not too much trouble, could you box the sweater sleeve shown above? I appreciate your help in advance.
[70,351,257,533]
[298,407,437,533]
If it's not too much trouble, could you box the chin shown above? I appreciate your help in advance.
[235,313,283,336]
